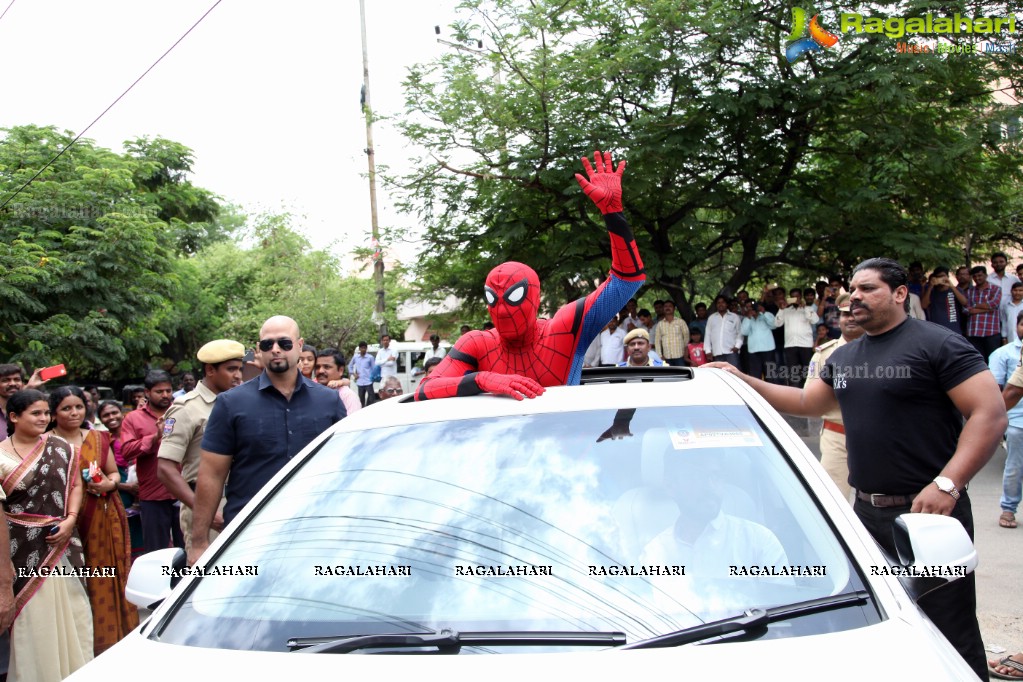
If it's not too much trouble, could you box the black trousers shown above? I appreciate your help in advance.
[357,384,375,406]
[967,334,1001,365]
[140,499,184,554]
[747,350,775,381]
[854,493,987,680]
[784,346,814,387]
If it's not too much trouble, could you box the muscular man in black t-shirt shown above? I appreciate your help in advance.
[709,258,1007,680]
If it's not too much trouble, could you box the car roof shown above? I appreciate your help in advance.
[334,367,746,432]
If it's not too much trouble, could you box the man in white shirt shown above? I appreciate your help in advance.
[585,318,627,366]
[1001,282,1023,345]
[990,251,1021,304]
[424,334,447,362]
[374,334,399,379]
[774,295,820,387]
[703,296,743,369]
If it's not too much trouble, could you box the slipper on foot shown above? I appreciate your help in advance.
[999,512,1017,529]
[990,654,1023,679]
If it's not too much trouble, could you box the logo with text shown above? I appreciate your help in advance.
[785,7,841,62]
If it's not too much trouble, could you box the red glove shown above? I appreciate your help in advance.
[475,372,546,400]
[575,150,625,215]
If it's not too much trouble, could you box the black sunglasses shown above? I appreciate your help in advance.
[384,388,402,394]
[258,337,294,352]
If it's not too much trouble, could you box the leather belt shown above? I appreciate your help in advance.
[822,420,845,435]
[856,490,917,507]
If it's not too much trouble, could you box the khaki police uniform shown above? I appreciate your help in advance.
[807,337,852,501]
[157,381,225,553]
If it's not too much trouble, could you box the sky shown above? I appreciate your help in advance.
[1,0,463,269]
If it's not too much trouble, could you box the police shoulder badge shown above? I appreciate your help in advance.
[162,418,176,437]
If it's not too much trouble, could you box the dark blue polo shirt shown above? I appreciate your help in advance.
[201,371,346,524]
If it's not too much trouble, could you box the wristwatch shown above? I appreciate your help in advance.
[933,476,960,500]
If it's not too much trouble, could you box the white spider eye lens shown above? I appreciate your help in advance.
[484,288,497,306]
[506,283,526,304]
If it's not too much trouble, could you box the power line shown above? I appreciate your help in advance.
[0,0,16,24]
[0,0,224,212]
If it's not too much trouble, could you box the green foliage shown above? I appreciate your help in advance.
[393,0,1023,317]
[188,213,407,359]
[0,125,225,378]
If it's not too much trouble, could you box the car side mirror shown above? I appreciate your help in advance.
[125,547,186,609]
[890,513,977,601]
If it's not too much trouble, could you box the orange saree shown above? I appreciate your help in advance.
[78,429,139,654]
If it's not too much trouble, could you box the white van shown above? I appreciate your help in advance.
[365,340,450,396]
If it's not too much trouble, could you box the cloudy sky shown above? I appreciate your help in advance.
[1,0,463,265]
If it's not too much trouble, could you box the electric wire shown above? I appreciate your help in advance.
[0,0,223,212]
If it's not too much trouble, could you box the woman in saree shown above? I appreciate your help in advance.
[0,388,93,680]
[50,386,139,655]
[99,399,144,561]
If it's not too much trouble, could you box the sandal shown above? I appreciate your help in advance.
[999,511,1017,529]
[990,654,1023,679]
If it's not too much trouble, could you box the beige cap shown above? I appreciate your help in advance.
[837,293,852,312]
[196,339,246,364]
[623,328,649,344]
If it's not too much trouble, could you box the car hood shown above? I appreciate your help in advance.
[68,613,973,680]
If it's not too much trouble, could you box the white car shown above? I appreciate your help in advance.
[69,367,978,680]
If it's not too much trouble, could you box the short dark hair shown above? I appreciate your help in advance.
[316,348,346,370]
[789,288,801,297]
[1017,309,1023,325]
[379,334,390,342]
[5,388,47,435]
[853,258,908,292]
[714,295,729,305]
[1012,282,1023,290]
[48,385,86,416]
[663,300,676,309]
[803,288,816,297]
[358,341,368,348]
[970,265,986,276]
[424,357,443,371]
[992,251,1009,260]
[429,333,440,342]
[931,266,950,276]
[144,370,173,390]
[638,308,651,317]
[98,400,122,418]
[0,363,23,380]
[691,328,703,338]
[301,344,317,354]
[653,299,665,306]
[694,302,707,310]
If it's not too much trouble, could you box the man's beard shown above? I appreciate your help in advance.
[268,358,292,374]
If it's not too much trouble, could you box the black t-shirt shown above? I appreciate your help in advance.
[821,318,987,494]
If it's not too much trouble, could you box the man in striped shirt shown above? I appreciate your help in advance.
[966,266,1002,363]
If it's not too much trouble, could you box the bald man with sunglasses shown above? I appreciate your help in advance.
[188,316,346,565]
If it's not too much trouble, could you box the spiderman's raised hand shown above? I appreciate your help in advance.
[476,371,546,400]
[575,150,626,215]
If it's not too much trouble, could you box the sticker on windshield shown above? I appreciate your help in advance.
[669,427,762,450]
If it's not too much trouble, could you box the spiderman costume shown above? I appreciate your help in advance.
[416,150,645,401]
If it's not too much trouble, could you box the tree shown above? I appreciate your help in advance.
[0,125,224,378]
[392,0,1023,318]
[189,213,407,361]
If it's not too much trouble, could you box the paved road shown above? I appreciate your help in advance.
[790,417,1023,663]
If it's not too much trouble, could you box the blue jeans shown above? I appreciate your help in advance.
[1002,425,1023,514]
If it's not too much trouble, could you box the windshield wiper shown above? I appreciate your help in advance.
[290,629,627,654]
[623,590,869,650]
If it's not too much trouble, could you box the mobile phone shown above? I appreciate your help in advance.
[38,364,67,382]
[48,525,60,536]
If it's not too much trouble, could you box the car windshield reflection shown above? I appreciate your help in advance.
[156,405,870,652]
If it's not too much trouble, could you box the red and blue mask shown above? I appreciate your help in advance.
[484,262,540,344]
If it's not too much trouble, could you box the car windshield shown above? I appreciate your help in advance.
[155,405,873,652]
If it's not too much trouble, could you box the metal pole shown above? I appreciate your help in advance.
[360,0,386,338]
